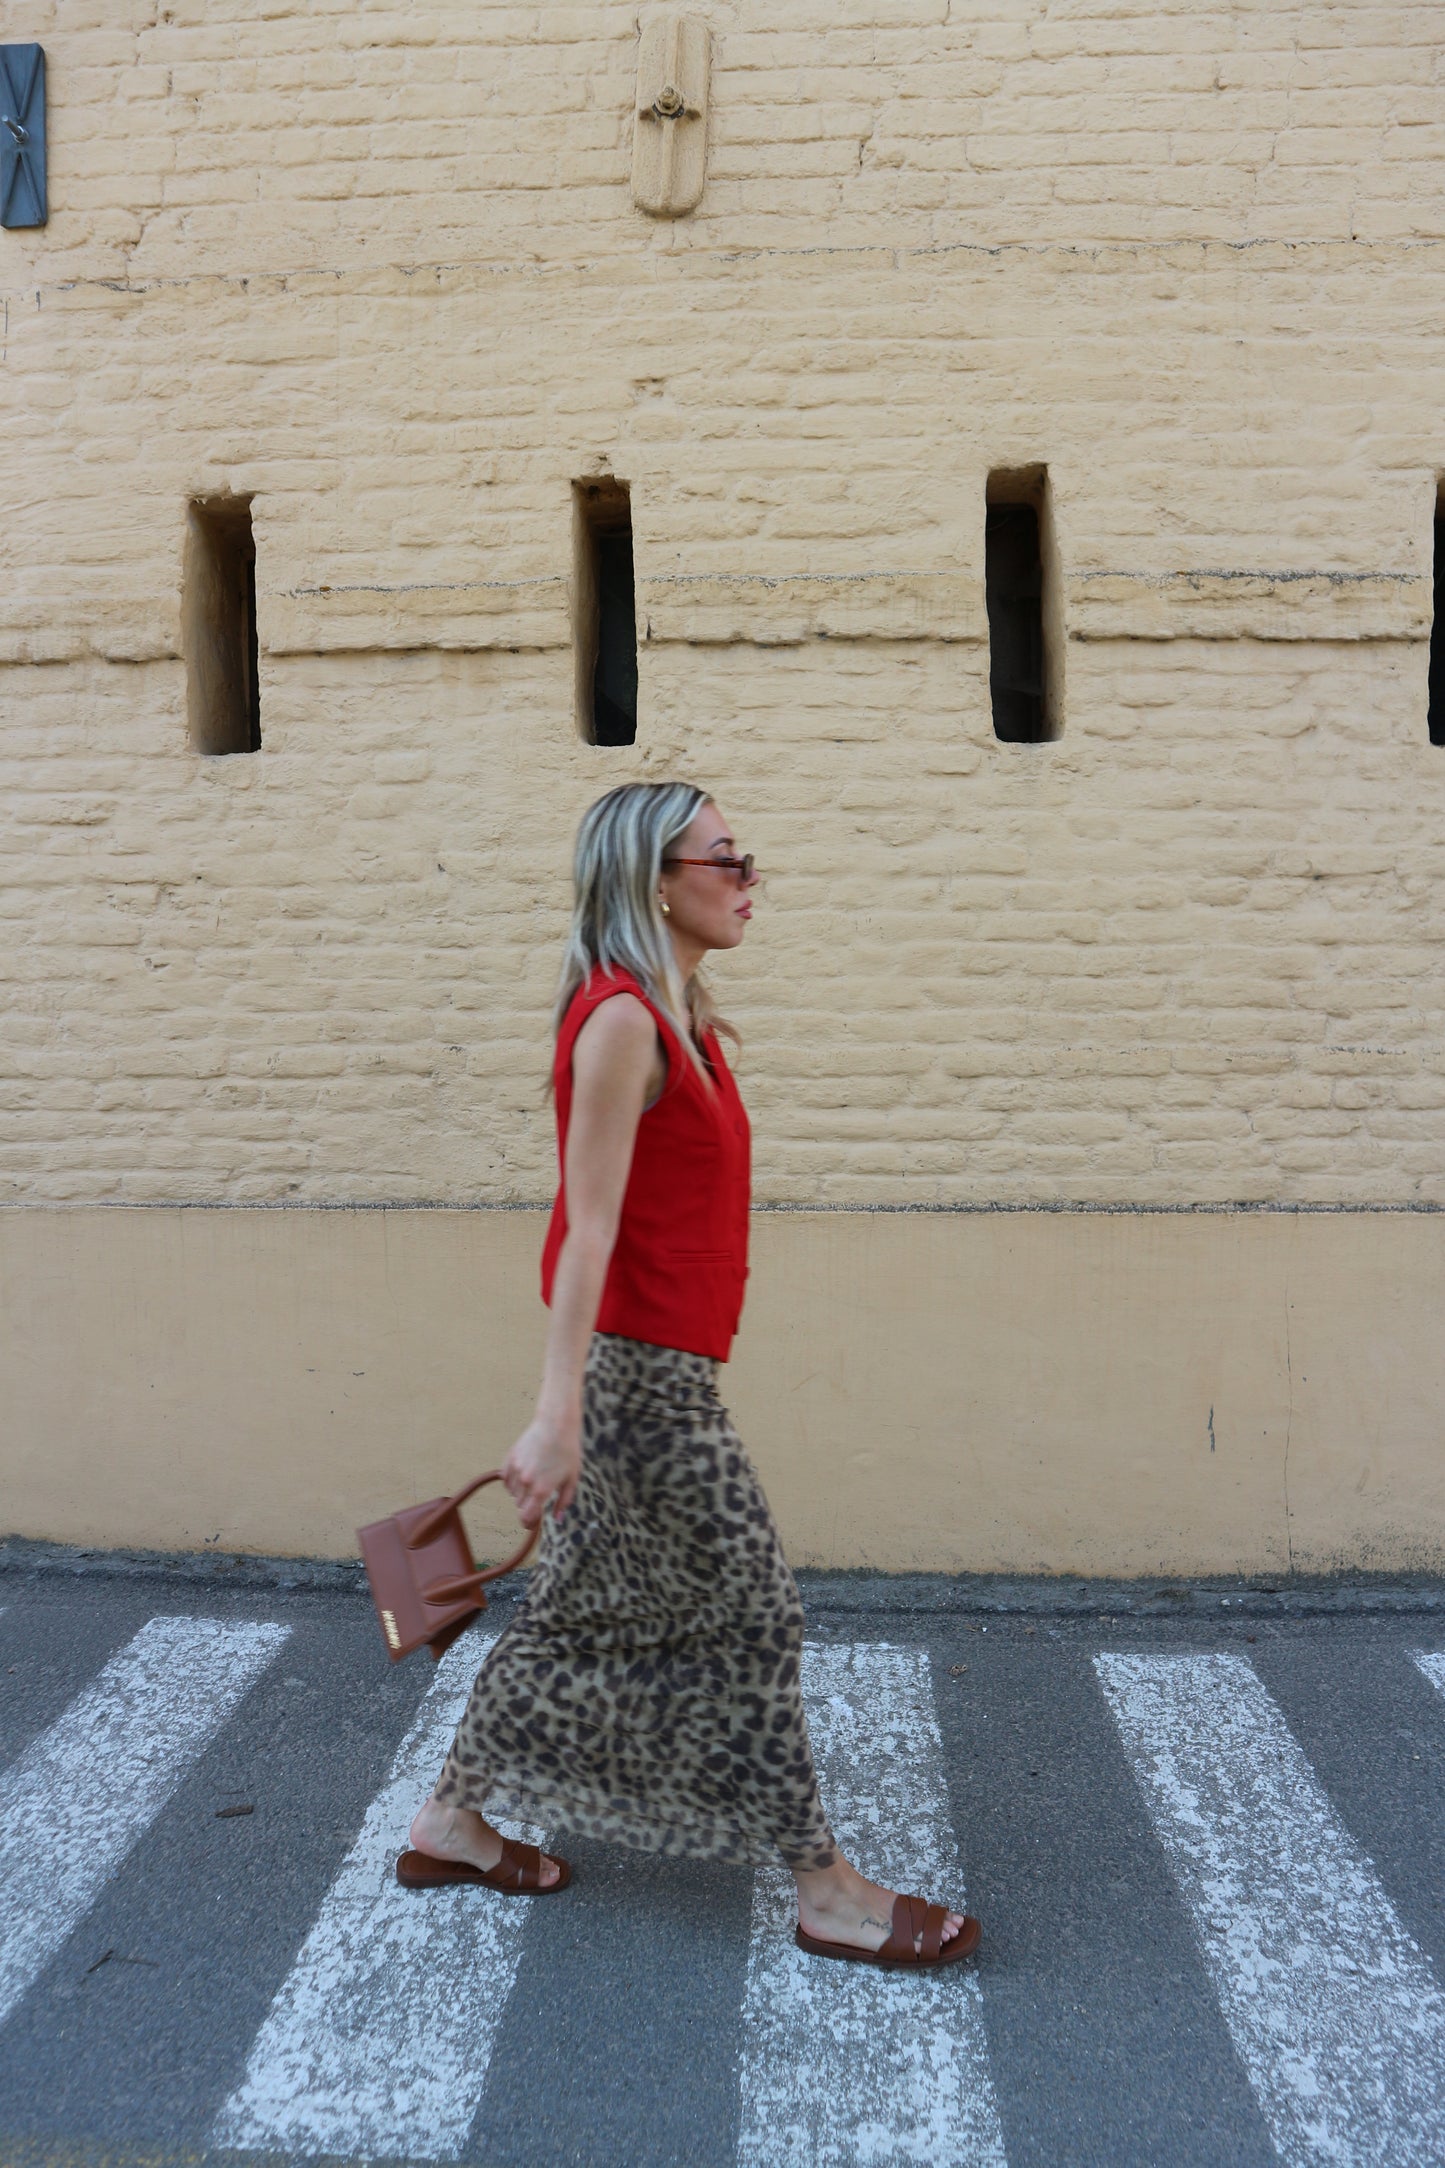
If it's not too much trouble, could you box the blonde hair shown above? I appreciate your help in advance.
[555,781,733,1074]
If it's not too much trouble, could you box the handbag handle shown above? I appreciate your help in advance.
[405,1468,539,1606]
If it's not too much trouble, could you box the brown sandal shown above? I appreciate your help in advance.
[795,1892,981,1968]
[395,1836,572,1894]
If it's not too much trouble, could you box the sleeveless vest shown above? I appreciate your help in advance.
[540,967,751,1361]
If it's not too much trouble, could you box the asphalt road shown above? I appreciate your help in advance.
[1,1565,1444,2168]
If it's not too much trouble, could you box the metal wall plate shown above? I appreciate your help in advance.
[1,45,46,229]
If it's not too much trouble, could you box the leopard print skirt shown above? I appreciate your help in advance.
[435,1332,837,1871]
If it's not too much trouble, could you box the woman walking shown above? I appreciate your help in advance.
[402,781,979,1968]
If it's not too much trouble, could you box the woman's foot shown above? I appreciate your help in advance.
[793,1855,970,1955]
[408,1797,566,1890]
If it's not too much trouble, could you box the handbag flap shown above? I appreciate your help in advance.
[357,1498,484,1663]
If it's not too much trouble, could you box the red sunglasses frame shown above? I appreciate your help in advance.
[661,854,756,883]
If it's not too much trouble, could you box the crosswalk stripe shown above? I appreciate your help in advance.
[0,1614,289,2031]
[736,1642,1006,2168]
[1411,1649,1445,1704]
[214,1631,544,2162]
[1096,1652,1445,2168]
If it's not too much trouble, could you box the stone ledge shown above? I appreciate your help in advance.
[1072,568,1428,643]
[4,566,1427,663]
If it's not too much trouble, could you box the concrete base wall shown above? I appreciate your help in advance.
[4,1206,1442,1577]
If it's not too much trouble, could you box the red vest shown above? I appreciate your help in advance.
[540,968,751,1361]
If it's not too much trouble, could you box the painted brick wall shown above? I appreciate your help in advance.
[6,0,1445,281]
[2,2,1443,1206]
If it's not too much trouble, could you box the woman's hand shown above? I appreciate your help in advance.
[502,1409,582,1528]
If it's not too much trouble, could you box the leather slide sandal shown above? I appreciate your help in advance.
[795,1892,981,1967]
[395,1836,572,1894]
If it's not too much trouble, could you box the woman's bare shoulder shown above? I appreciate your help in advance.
[572,989,657,1064]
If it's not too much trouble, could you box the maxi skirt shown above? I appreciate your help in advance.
[436,1331,837,1871]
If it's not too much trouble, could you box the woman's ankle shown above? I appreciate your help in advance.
[408,1798,503,1867]
[792,1857,857,1906]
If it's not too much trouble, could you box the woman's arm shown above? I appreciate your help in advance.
[502,993,662,1527]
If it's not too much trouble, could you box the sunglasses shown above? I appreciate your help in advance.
[662,854,756,884]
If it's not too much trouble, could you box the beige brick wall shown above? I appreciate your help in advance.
[4,2,1445,1566]
[6,0,1445,282]
[5,624,1443,1203]
[2,16,1444,1208]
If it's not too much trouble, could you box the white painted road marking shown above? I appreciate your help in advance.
[215,1631,545,2163]
[1411,1649,1445,1705]
[737,1642,1006,2168]
[0,1614,289,2029]
[1096,1652,1445,2168]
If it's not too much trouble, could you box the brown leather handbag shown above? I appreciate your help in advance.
[357,1470,538,1664]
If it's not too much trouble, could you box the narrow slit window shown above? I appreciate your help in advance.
[183,496,260,754]
[1430,500,1445,746]
[574,480,637,746]
[985,469,1061,743]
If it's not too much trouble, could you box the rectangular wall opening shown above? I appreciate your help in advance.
[573,478,637,746]
[1431,491,1445,746]
[985,467,1062,743]
[183,496,260,755]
